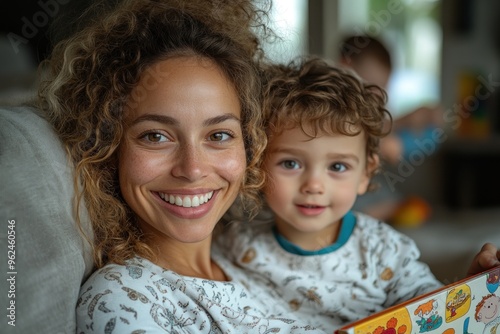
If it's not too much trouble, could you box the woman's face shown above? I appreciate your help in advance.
[119,56,246,245]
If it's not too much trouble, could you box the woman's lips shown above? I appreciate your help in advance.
[154,190,217,219]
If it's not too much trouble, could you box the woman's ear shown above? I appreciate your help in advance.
[357,153,380,195]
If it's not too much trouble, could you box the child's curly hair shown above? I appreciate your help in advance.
[261,56,392,186]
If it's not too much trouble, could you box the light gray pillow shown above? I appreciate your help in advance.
[0,106,93,334]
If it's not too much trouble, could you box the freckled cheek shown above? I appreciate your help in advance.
[214,150,246,183]
[118,148,162,188]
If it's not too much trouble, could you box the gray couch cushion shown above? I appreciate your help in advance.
[0,106,93,333]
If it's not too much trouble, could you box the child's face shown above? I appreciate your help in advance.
[263,126,376,242]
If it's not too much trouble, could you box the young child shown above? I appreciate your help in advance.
[221,56,444,333]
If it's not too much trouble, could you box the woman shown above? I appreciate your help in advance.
[38,0,325,332]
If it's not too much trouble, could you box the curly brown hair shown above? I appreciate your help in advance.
[37,0,268,268]
[261,56,392,184]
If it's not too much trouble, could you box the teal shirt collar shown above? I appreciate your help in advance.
[273,211,356,256]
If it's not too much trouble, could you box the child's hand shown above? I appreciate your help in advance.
[467,243,500,276]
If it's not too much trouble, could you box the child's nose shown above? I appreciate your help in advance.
[300,174,325,194]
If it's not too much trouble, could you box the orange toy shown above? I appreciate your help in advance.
[390,196,431,227]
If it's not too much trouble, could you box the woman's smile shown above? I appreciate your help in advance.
[157,190,214,208]
[153,190,218,219]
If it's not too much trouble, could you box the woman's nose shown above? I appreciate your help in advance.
[170,143,208,181]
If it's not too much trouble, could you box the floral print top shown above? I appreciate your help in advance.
[76,246,325,334]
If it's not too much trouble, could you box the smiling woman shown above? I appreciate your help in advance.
[35,0,327,332]
[118,57,246,261]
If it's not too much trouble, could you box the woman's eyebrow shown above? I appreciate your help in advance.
[203,113,241,126]
[129,113,240,127]
[130,114,178,126]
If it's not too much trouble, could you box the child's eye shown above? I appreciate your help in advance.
[209,131,233,142]
[281,160,300,170]
[140,131,168,143]
[329,162,347,172]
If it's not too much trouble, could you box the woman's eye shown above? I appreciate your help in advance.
[141,132,168,143]
[330,163,347,172]
[281,160,300,170]
[209,132,232,142]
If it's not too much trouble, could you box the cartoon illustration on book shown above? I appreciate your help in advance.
[413,298,442,333]
[353,308,412,334]
[475,293,500,334]
[486,269,500,294]
[446,285,472,321]
[336,267,500,334]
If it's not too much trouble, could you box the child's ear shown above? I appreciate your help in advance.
[357,154,380,195]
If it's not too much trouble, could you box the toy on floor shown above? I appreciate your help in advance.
[390,196,431,227]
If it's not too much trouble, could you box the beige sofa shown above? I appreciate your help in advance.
[0,106,93,333]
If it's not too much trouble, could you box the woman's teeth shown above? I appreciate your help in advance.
[159,191,213,208]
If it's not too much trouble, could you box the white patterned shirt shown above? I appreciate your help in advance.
[76,246,325,333]
[220,211,443,333]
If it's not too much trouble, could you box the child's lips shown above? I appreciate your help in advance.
[297,204,323,208]
[296,204,326,216]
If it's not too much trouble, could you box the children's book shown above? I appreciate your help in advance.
[335,266,500,334]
